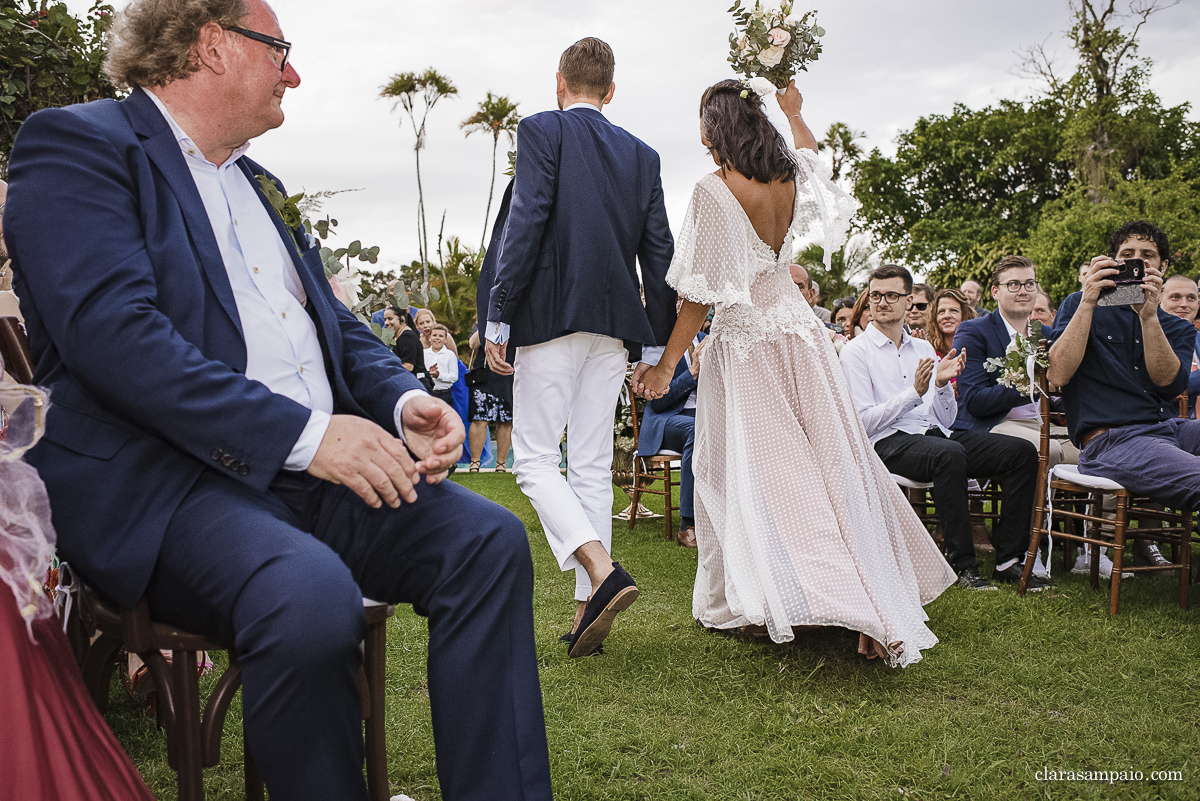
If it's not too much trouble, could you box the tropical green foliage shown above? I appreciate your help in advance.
[0,1,118,177]
[852,0,1200,296]
[818,121,863,182]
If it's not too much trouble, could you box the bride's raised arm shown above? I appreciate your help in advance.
[776,80,818,153]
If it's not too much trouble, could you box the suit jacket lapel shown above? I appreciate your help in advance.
[123,90,245,340]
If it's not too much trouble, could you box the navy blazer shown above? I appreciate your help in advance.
[951,310,1032,431]
[5,90,424,607]
[487,107,676,358]
[637,334,704,456]
[475,179,514,354]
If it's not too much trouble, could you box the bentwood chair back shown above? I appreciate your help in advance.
[626,378,681,541]
[1018,366,1191,613]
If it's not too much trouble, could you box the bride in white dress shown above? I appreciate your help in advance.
[636,80,955,666]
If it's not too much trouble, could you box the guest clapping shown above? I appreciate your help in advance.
[927,289,975,359]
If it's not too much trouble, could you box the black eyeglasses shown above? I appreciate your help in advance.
[225,26,291,71]
[998,279,1039,293]
[868,291,909,305]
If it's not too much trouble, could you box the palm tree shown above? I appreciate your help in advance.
[461,93,522,252]
[818,122,864,182]
[380,68,457,290]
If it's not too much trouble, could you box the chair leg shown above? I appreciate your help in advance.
[80,632,123,712]
[1179,515,1191,611]
[628,470,640,532]
[171,649,205,801]
[1109,494,1128,615]
[364,615,389,801]
[663,467,674,541]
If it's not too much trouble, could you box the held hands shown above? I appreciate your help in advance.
[485,339,514,376]
[935,347,965,388]
[637,362,674,400]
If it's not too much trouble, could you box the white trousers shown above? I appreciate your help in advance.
[512,333,628,601]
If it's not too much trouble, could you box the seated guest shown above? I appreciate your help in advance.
[788,263,831,324]
[846,288,872,339]
[1031,289,1057,329]
[3,2,552,798]
[636,326,706,548]
[907,283,933,336]
[1159,274,1200,415]
[811,278,828,322]
[927,288,975,359]
[831,295,856,334]
[953,256,1079,467]
[1048,220,1195,570]
[960,279,985,314]
[840,265,1047,591]
[424,323,458,405]
[0,179,20,321]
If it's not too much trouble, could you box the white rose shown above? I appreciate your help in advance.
[336,267,362,309]
[747,76,777,99]
[757,45,786,68]
[768,27,791,47]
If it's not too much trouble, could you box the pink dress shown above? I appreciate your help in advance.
[667,155,956,666]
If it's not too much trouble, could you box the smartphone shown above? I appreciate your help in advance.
[1097,258,1146,307]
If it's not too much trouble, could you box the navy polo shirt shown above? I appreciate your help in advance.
[1050,291,1194,446]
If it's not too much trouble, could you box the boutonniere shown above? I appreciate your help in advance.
[254,173,305,252]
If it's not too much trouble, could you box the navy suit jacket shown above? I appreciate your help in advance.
[637,334,704,456]
[487,107,676,358]
[951,310,1032,431]
[4,90,424,607]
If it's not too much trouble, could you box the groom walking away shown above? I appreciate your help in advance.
[5,1,551,799]
[485,38,676,658]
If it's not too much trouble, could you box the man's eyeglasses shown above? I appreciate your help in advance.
[912,302,929,311]
[225,26,291,71]
[998,279,1039,293]
[868,291,909,305]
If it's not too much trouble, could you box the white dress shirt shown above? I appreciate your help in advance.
[145,90,420,469]
[424,346,458,392]
[999,314,1040,422]
[839,323,958,444]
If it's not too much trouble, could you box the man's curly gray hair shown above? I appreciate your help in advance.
[103,0,250,91]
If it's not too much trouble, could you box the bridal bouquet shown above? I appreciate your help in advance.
[983,325,1049,399]
[728,0,824,92]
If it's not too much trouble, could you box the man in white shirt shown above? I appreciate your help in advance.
[423,323,458,401]
[3,1,551,798]
[840,265,1047,591]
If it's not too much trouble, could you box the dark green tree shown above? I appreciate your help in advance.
[0,1,118,177]
[817,121,863,182]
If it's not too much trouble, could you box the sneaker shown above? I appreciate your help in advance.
[993,562,1054,591]
[1071,548,1132,580]
[956,566,998,591]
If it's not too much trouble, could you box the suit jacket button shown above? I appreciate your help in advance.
[222,455,234,467]
[211,448,223,461]
[238,465,251,476]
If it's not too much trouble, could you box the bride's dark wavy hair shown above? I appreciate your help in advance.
[700,79,796,185]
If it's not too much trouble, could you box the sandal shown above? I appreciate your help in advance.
[495,463,508,473]
[469,460,481,473]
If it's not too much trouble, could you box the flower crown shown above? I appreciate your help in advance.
[738,76,778,101]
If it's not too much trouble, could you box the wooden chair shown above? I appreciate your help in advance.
[1018,369,1191,613]
[0,316,34,384]
[7,316,393,799]
[626,379,680,541]
[73,582,394,801]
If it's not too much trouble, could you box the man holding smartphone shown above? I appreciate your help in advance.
[1047,220,1200,518]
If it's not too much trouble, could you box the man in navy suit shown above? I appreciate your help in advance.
[637,330,706,548]
[484,38,675,658]
[3,2,550,799]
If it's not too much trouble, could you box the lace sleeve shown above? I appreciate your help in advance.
[666,178,754,307]
[791,148,860,271]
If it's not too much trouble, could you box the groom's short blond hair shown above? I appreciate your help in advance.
[558,37,614,99]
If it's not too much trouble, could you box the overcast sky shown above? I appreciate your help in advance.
[69,0,1200,277]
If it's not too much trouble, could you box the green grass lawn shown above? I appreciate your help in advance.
[106,473,1200,800]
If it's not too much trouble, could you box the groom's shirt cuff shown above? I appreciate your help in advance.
[639,346,664,367]
[485,321,510,344]
[284,409,332,471]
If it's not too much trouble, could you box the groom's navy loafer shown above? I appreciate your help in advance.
[568,562,638,659]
